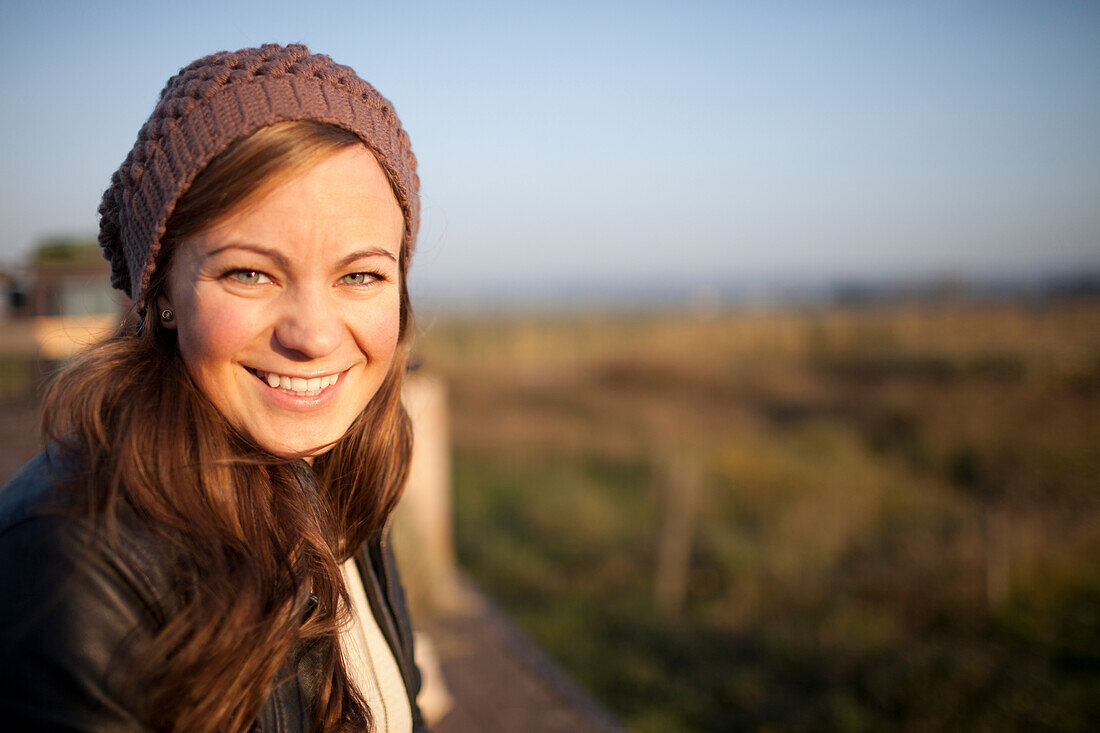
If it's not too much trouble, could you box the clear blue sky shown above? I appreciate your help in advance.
[1,1,1097,300]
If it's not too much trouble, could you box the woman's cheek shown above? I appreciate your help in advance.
[179,296,264,366]
[360,294,402,359]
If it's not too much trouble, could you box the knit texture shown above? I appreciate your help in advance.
[98,43,419,306]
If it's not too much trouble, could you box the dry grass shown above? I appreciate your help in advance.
[418,298,1100,732]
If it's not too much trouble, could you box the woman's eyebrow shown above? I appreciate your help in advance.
[206,243,291,269]
[334,248,398,269]
[203,244,397,270]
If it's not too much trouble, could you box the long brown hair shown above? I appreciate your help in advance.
[42,121,413,732]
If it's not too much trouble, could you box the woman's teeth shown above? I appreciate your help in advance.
[255,370,339,396]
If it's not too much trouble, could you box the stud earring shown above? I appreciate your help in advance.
[160,308,174,323]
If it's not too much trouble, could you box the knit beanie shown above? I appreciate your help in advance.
[98,43,419,307]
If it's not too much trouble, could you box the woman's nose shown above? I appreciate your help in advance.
[272,288,343,359]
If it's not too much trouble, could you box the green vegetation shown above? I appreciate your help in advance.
[0,359,31,402]
[32,238,105,268]
[418,300,1100,731]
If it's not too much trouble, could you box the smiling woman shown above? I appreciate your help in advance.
[161,143,404,457]
[0,46,427,732]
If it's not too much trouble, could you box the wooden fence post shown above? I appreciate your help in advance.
[654,452,701,618]
[393,372,469,614]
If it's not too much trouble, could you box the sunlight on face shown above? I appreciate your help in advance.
[160,146,403,458]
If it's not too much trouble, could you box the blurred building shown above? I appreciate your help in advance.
[26,239,120,318]
[0,239,121,400]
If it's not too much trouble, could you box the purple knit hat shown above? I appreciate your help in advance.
[98,43,419,307]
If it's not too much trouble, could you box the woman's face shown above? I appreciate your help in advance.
[160,145,404,458]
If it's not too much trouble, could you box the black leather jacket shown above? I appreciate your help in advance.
[0,446,427,732]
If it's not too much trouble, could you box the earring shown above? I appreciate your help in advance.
[160,308,174,323]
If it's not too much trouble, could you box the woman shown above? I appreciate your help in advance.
[0,44,427,732]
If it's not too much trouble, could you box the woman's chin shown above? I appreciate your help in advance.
[246,430,342,462]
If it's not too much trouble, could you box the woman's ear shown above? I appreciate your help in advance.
[156,294,178,330]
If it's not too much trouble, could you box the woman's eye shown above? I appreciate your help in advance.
[340,272,380,286]
[230,270,271,285]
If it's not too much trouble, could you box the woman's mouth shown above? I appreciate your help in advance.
[247,368,342,397]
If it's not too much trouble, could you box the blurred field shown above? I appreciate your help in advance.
[416,298,1100,732]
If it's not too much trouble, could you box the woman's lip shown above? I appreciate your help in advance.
[245,366,348,405]
[246,366,345,381]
